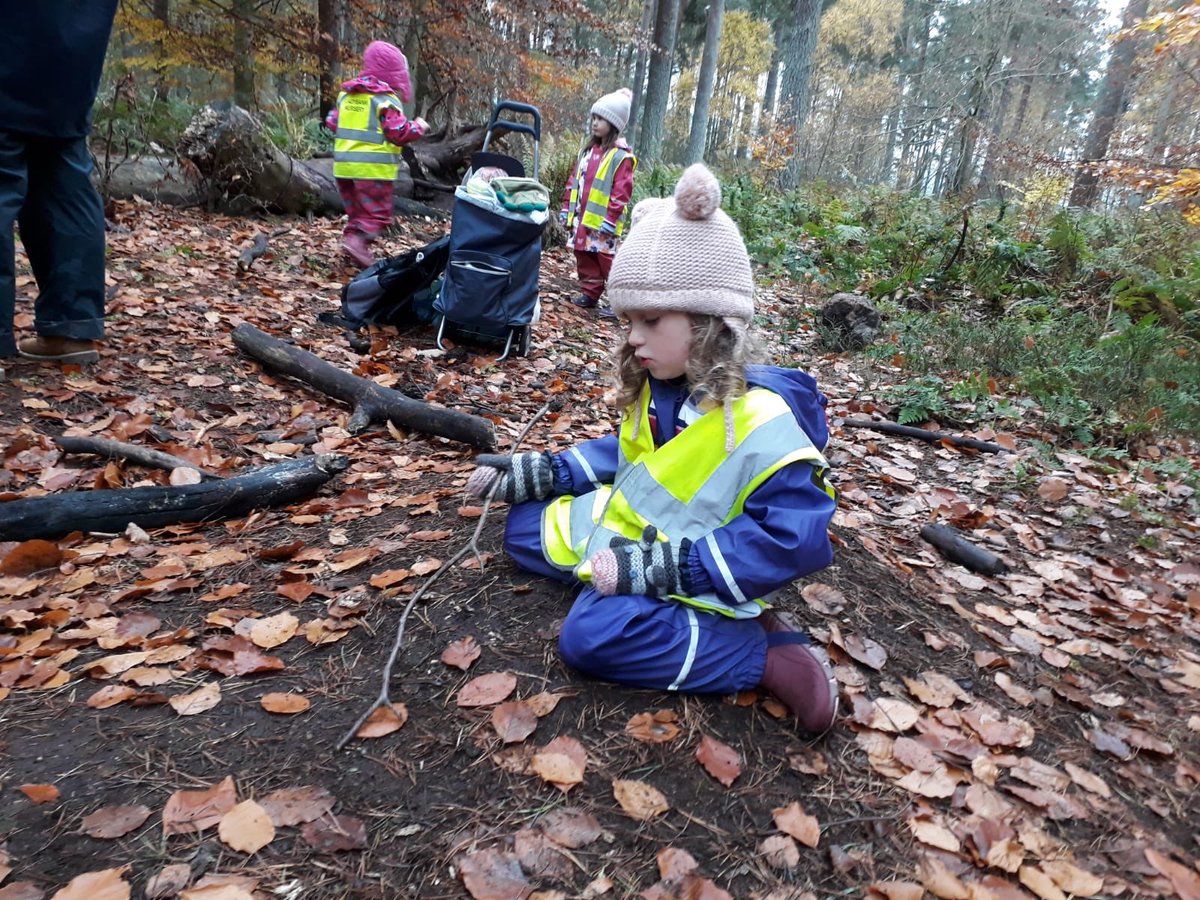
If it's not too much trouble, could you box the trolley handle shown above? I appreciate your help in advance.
[488,101,541,141]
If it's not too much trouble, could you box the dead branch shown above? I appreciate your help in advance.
[0,454,348,541]
[54,435,220,481]
[232,324,496,450]
[841,418,1008,454]
[920,523,1009,576]
[336,404,550,752]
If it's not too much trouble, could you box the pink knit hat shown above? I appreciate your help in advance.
[608,165,754,321]
[362,41,412,102]
[591,88,633,133]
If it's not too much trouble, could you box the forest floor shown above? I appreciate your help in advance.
[0,202,1198,900]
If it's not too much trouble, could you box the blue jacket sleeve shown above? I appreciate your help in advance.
[685,461,835,603]
[550,435,620,496]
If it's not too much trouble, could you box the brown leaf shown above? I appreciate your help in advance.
[457,848,532,900]
[536,807,602,849]
[87,685,138,709]
[1,539,62,576]
[354,703,408,738]
[300,815,367,852]
[248,612,298,649]
[1039,860,1104,897]
[81,804,152,839]
[1144,849,1200,899]
[531,735,587,792]
[903,671,968,707]
[369,569,412,589]
[456,671,517,707]
[869,882,925,900]
[48,866,131,900]
[217,800,275,854]
[524,691,567,717]
[513,828,573,882]
[695,734,741,787]
[17,783,59,804]
[772,801,820,848]
[441,636,482,671]
[162,776,237,835]
[612,778,669,820]
[260,692,310,714]
[1036,478,1069,501]
[1018,866,1068,900]
[800,583,846,615]
[759,835,800,869]
[656,848,699,880]
[625,709,681,744]
[854,696,920,732]
[908,818,961,853]
[169,682,222,716]
[1063,762,1111,798]
[145,864,191,900]
[410,557,442,575]
[842,633,888,670]
[276,580,315,603]
[491,700,538,744]
[258,785,336,827]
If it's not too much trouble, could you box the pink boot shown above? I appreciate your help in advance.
[759,611,839,737]
[342,233,374,268]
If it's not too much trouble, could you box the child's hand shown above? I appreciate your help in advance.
[590,527,690,598]
[465,451,554,503]
[559,211,569,228]
[413,116,429,133]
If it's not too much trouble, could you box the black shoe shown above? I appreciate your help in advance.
[571,295,599,309]
[598,306,618,320]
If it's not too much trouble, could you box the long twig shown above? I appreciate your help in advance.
[840,418,1008,454]
[336,404,551,751]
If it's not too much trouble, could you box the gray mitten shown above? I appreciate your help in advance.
[465,451,555,503]
[590,525,691,598]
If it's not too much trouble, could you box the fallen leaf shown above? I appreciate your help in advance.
[260,692,310,714]
[145,864,191,899]
[772,801,820,847]
[411,557,442,576]
[162,776,237,835]
[800,583,846,614]
[531,735,587,792]
[863,697,920,732]
[869,882,925,900]
[1040,860,1103,896]
[300,815,367,852]
[656,848,699,879]
[492,700,538,744]
[17,783,59,804]
[258,785,336,827]
[81,804,152,839]
[1,539,62,576]
[843,633,888,670]
[908,818,961,852]
[169,682,222,716]
[248,612,298,649]
[457,847,532,900]
[695,734,741,787]
[217,800,275,854]
[354,703,408,738]
[513,827,573,882]
[441,636,482,671]
[1018,866,1067,900]
[759,835,800,869]
[524,691,567,717]
[612,779,669,820]
[1144,849,1200,899]
[87,684,139,709]
[456,671,517,707]
[49,866,131,899]
[625,709,681,744]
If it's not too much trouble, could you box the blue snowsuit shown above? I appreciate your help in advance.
[504,366,837,695]
[0,0,118,356]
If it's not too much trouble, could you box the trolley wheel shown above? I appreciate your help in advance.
[516,325,531,357]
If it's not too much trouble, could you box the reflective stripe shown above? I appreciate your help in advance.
[668,608,700,690]
[705,532,747,604]
[335,150,399,164]
[568,446,603,488]
[334,127,383,143]
[566,147,637,237]
[333,89,403,181]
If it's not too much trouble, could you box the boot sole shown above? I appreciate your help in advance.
[16,349,99,364]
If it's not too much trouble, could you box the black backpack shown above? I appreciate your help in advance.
[321,235,450,331]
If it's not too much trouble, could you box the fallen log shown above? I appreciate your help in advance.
[0,454,347,541]
[232,324,496,450]
[841,418,1008,454]
[920,523,1009,576]
[53,435,219,480]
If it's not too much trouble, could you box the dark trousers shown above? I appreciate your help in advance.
[574,249,614,302]
[0,131,106,355]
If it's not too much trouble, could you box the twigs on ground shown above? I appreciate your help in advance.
[841,418,1008,454]
[335,404,551,752]
[54,435,220,480]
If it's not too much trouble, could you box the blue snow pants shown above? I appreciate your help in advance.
[504,500,769,694]
[0,131,106,356]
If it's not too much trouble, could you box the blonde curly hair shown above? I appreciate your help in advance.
[613,314,764,450]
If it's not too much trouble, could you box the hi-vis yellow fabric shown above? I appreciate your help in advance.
[541,385,832,618]
[567,146,637,237]
[333,90,404,180]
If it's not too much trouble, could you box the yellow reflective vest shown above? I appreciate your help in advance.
[541,384,833,618]
[566,145,636,237]
[333,90,404,181]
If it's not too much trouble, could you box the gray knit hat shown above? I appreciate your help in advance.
[590,88,633,133]
[608,164,754,321]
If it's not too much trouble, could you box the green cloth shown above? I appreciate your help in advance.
[491,177,549,213]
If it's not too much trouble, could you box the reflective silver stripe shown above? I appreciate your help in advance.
[669,608,700,690]
[568,446,603,488]
[705,532,747,604]
[336,127,384,144]
[334,150,398,163]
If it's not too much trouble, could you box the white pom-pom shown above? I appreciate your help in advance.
[674,164,721,220]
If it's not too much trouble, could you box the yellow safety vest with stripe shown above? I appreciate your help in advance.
[541,385,833,618]
[567,146,636,237]
[333,90,404,181]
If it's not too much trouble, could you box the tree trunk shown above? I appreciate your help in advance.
[232,0,256,108]
[153,0,171,100]
[627,0,656,146]
[640,0,682,163]
[685,0,725,164]
[1068,0,1150,208]
[779,0,823,188]
[762,37,783,125]
[317,0,342,113]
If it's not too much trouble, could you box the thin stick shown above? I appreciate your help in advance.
[841,418,1008,454]
[335,404,551,751]
[54,435,219,479]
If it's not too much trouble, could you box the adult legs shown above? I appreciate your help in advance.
[0,132,30,356]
